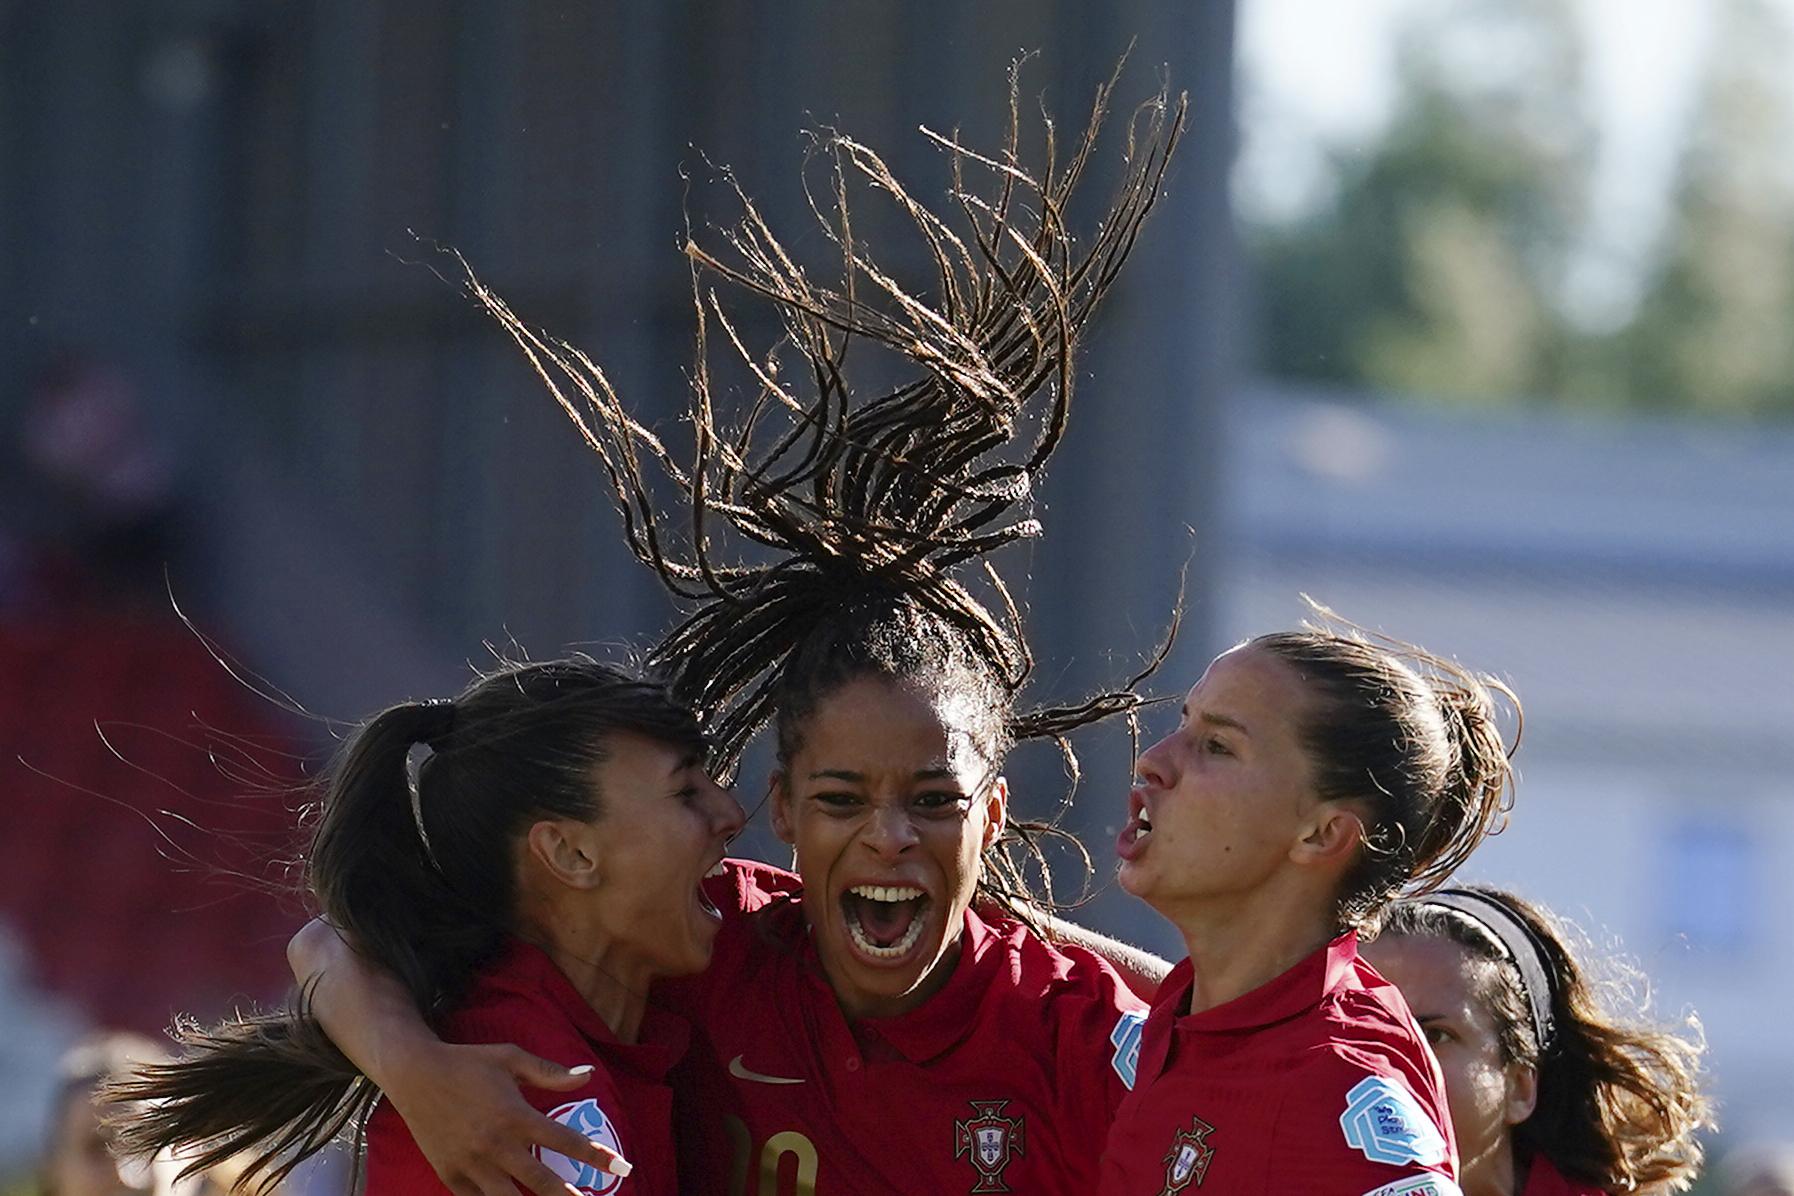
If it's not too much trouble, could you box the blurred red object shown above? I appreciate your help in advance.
[0,609,307,1033]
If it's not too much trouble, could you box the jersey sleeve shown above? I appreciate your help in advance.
[655,856,801,1022]
[1042,940,1153,1127]
[366,997,635,1196]
[451,1001,638,1194]
[702,855,802,919]
[364,1098,458,1194]
[1263,1046,1462,1196]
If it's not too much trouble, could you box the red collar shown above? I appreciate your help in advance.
[1155,931,1364,1032]
[479,938,690,1080]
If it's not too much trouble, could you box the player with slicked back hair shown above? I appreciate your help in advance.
[1100,612,1523,1195]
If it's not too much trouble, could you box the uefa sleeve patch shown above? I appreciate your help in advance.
[1109,1009,1147,1090]
[1358,1176,1463,1196]
[1339,1075,1448,1167]
[534,1099,627,1194]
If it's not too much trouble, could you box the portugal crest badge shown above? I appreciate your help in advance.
[1159,1115,1216,1193]
[953,1099,1025,1193]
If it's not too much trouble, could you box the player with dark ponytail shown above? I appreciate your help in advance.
[1100,616,1523,1194]
[1367,886,1712,1195]
[112,657,743,1195]
[291,61,1189,1195]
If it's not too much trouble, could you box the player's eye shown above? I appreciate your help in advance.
[913,791,971,814]
[812,791,862,812]
[670,766,706,803]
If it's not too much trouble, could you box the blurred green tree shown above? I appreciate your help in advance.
[1619,0,1794,416]
[1250,0,1593,404]
[1248,0,1794,418]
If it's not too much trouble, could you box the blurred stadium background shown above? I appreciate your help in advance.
[2,1,1790,1190]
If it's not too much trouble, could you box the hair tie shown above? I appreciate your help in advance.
[408,700,454,873]
[1421,888,1558,1056]
[415,698,456,747]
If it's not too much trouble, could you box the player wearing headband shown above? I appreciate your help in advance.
[291,63,1187,1195]
[1366,886,1713,1196]
[1099,622,1521,1195]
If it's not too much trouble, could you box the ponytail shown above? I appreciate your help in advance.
[109,1007,370,1194]
[1251,604,1520,931]
[1409,664,1519,895]
[309,701,508,1013]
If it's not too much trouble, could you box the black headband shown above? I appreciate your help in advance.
[1420,888,1558,1056]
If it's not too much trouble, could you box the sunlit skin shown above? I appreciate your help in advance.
[44,1086,153,1196]
[769,676,1007,1021]
[1362,934,1539,1196]
[1116,644,1370,1012]
[512,731,745,1042]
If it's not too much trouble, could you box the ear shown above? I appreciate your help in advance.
[526,819,603,890]
[980,776,1009,851]
[1503,1061,1539,1127]
[1289,799,1366,869]
[768,770,796,846]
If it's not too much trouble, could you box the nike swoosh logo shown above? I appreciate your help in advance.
[728,1055,805,1085]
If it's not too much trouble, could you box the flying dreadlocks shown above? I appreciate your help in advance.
[467,58,1185,914]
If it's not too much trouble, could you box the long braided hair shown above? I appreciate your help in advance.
[469,58,1186,919]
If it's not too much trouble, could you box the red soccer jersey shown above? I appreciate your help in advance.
[655,858,1148,1196]
[1099,932,1461,1196]
[366,939,688,1196]
[1522,1156,1609,1196]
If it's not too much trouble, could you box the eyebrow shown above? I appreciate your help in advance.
[808,766,957,782]
[1183,706,1251,736]
[671,750,703,775]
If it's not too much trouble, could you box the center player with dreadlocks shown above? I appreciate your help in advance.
[292,64,1185,1194]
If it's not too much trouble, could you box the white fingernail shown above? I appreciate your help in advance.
[567,1064,595,1076]
[605,1155,633,1178]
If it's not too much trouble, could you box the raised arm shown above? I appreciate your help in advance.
[1036,912,1172,1001]
[288,919,629,1195]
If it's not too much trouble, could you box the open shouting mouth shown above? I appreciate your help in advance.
[1117,788,1154,862]
[840,884,931,962]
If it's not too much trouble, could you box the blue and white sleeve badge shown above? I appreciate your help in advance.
[1109,1009,1147,1090]
[535,1099,628,1194]
[1339,1075,1448,1167]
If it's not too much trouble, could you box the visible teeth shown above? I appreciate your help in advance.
[1134,824,1152,842]
[848,884,924,903]
[704,860,728,879]
[846,910,927,959]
